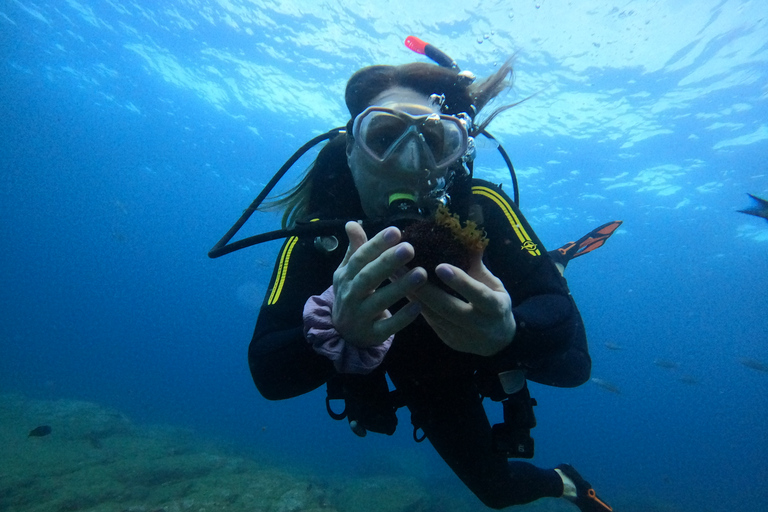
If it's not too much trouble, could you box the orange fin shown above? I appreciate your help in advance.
[550,220,622,268]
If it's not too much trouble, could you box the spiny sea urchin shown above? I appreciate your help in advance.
[400,205,488,283]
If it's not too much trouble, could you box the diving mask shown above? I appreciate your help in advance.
[352,106,471,171]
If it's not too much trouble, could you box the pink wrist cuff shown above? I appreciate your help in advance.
[302,286,392,374]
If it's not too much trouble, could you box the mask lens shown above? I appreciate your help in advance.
[360,112,409,159]
[355,107,468,168]
[421,119,464,166]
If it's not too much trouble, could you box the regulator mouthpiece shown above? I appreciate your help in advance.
[388,192,421,217]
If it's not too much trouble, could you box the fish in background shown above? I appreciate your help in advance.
[738,357,768,373]
[28,425,52,437]
[603,341,624,351]
[653,359,679,370]
[591,378,621,394]
[737,193,768,222]
[679,374,700,385]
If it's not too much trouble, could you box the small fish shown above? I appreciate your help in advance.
[679,374,699,385]
[738,357,768,373]
[604,342,623,351]
[654,359,678,369]
[738,193,768,222]
[28,425,52,437]
[591,378,621,394]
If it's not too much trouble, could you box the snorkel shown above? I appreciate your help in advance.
[390,37,478,219]
[404,35,458,70]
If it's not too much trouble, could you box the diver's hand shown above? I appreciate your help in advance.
[409,254,516,357]
[332,222,426,348]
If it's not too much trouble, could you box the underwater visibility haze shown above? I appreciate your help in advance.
[1,1,767,511]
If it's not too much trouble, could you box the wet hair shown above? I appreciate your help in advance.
[345,60,514,133]
[268,59,516,227]
[346,63,476,121]
[267,134,363,227]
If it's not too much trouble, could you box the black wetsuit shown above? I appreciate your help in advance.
[249,179,591,508]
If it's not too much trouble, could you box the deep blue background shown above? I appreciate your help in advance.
[2,2,767,511]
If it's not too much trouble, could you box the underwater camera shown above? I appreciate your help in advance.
[491,384,537,459]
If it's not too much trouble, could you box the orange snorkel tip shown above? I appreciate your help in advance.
[405,35,428,55]
[404,35,458,70]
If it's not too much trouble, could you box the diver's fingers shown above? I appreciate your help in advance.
[408,279,472,320]
[360,267,427,317]
[343,226,402,277]
[340,221,368,267]
[413,290,469,327]
[374,300,423,339]
[434,263,507,313]
[352,242,416,296]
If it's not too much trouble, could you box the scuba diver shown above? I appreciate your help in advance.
[211,37,618,511]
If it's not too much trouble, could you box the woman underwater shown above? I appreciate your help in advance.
[244,38,615,511]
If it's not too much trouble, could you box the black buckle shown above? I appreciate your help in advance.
[491,384,537,459]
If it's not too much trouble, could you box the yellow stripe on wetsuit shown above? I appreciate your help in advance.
[267,235,299,305]
[472,185,541,257]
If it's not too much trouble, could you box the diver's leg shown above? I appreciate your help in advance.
[406,380,563,509]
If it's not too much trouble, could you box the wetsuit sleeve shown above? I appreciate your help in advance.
[248,236,341,400]
[471,181,590,387]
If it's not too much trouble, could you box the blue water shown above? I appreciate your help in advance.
[2,1,767,511]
